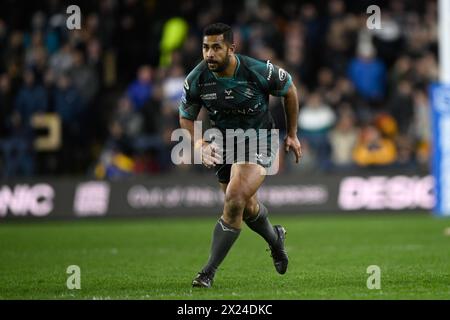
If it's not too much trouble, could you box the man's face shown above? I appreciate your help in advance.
[202,34,233,72]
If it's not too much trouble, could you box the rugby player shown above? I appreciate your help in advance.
[179,23,302,288]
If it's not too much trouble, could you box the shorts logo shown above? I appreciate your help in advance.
[256,153,266,162]
[278,68,287,81]
[256,153,271,166]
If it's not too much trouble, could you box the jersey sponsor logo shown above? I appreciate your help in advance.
[200,93,217,100]
[244,88,254,98]
[222,103,261,115]
[278,68,287,81]
[199,82,216,87]
[266,60,274,81]
[237,80,257,85]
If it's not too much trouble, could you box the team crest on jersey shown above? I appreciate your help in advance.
[224,89,234,99]
[184,79,189,90]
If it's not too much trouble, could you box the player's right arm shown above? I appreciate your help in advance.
[178,78,221,168]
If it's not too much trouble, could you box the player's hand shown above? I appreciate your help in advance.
[196,141,222,168]
[284,135,302,163]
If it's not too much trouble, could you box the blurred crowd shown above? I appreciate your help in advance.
[0,0,438,179]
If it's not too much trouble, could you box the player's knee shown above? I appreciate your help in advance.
[224,192,246,217]
[243,199,258,220]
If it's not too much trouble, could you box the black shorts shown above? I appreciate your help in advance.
[214,137,278,184]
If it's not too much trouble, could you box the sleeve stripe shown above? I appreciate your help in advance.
[279,76,293,96]
[178,105,196,120]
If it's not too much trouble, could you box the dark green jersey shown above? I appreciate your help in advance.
[179,54,292,133]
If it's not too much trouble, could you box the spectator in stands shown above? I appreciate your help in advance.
[283,21,306,80]
[388,80,413,134]
[328,110,358,169]
[348,42,386,102]
[352,125,397,167]
[371,11,403,66]
[414,52,439,84]
[86,38,103,76]
[0,111,35,177]
[298,91,336,170]
[162,64,185,106]
[49,42,74,77]
[94,109,136,180]
[54,73,83,126]
[413,88,431,167]
[24,30,43,60]
[0,70,43,177]
[322,14,355,77]
[395,134,415,168]
[127,65,154,111]
[0,74,13,136]
[114,96,143,140]
[0,19,7,65]
[24,31,48,80]
[327,0,346,22]
[316,67,336,104]
[15,69,48,125]
[2,31,25,80]
[53,73,84,172]
[388,55,413,93]
[69,49,99,105]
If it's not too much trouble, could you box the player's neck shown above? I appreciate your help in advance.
[214,54,237,78]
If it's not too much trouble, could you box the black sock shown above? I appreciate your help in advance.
[244,202,277,246]
[202,218,241,276]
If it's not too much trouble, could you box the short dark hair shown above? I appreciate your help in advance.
[203,23,233,44]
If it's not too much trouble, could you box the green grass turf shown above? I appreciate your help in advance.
[0,213,449,299]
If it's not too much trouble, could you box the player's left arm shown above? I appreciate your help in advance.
[256,59,302,163]
[281,83,302,163]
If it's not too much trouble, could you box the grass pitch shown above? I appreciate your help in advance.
[0,213,449,299]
